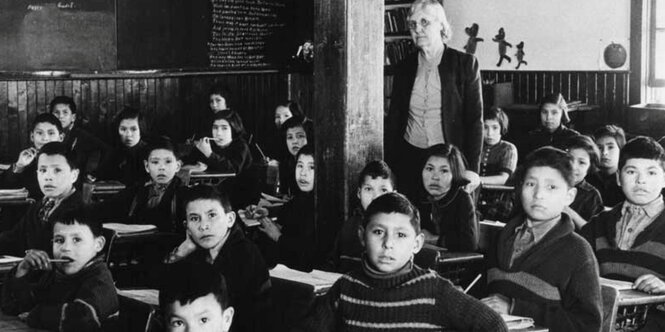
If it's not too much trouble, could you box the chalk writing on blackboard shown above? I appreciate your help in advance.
[208,0,287,69]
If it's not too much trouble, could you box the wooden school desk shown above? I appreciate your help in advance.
[602,283,665,332]
[177,170,235,186]
[81,180,125,204]
[0,312,48,332]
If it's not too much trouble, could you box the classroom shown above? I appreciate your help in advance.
[0,0,663,331]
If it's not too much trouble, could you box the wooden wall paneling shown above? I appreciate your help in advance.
[0,82,8,162]
[105,79,116,125]
[90,79,100,125]
[26,81,37,125]
[17,81,28,149]
[54,80,64,96]
[63,80,73,99]
[7,82,20,157]
[36,81,47,115]
[45,81,56,109]
[616,73,627,124]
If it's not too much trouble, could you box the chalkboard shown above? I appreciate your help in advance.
[0,0,116,71]
[117,0,312,71]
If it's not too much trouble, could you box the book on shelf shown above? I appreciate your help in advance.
[269,264,343,294]
[500,314,535,330]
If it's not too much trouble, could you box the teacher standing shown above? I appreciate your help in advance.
[386,0,483,202]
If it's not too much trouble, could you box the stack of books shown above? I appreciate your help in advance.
[103,223,158,236]
[384,7,409,35]
[92,181,125,194]
[0,188,29,201]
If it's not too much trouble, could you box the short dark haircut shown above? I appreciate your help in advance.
[358,160,396,189]
[296,144,314,161]
[30,113,63,134]
[484,106,510,136]
[182,184,233,215]
[363,192,420,233]
[516,146,575,188]
[276,100,303,118]
[208,84,233,110]
[540,93,570,124]
[160,260,231,313]
[145,136,179,161]
[593,124,626,149]
[49,96,77,114]
[52,208,103,238]
[619,136,665,171]
[282,116,314,142]
[38,141,79,171]
[563,135,600,173]
[423,144,467,189]
[212,109,247,140]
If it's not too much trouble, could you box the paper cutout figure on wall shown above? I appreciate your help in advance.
[515,41,527,69]
[492,28,512,67]
[463,23,484,55]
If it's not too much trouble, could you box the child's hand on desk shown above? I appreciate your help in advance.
[481,294,511,314]
[18,312,29,321]
[16,249,51,278]
[462,170,480,193]
[634,274,665,294]
[15,148,38,171]
[259,217,282,242]
[244,205,269,219]
[195,137,213,158]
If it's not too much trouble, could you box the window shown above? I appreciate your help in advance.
[646,0,665,105]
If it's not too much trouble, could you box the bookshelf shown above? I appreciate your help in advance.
[384,1,415,71]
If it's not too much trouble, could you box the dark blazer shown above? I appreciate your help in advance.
[0,191,83,256]
[0,159,41,200]
[63,125,110,177]
[386,46,483,171]
[95,140,150,186]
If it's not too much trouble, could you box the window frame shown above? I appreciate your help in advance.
[648,0,664,88]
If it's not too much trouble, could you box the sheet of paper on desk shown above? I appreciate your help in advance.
[117,288,159,306]
[261,193,288,204]
[103,223,157,235]
[501,314,534,330]
[0,255,23,265]
[0,188,29,199]
[270,264,343,293]
[600,277,634,290]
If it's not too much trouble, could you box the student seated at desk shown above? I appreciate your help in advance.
[562,135,604,230]
[522,93,580,160]
[483,147,602,332]
[278,116,313,197]
[166,185,271,332]
[582,136,665,331]
[328,160,396,273]
[0,142,83,256]
[258,145,331,272]
[480,107,518,185]
[182,109,255,208]
[587,125,627,207]
[92,138,186,233]
[417,144,479,251]
[160,260,235,332]
[0,113,65,200]
[294,192,508,332]
[1,210,119,331]
[49,96,110,182]
[95,107,150,186]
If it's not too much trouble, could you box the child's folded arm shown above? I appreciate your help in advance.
[437,280,508,332]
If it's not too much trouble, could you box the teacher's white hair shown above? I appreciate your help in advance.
[409,0,452,43]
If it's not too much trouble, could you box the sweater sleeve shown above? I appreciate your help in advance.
[511,258,602,332]
[206,140,252,174]
[290,282,341,332]
[462,54,483,172]
[444,192,479,252]
[436,280,508,332]
[1,268,39,315]
[28,268,119,332]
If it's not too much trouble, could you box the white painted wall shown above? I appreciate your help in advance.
[443,0,631,71]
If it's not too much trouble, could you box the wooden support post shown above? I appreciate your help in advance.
[313,0,384,245]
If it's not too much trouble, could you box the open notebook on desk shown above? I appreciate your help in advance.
[270,264,343,294]
[103,223,158,236]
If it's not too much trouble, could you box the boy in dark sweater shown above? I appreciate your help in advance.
[1,210,119,331]
[0,142,83,256]
[0,113,65,200]
[582,136,665,331]
[49,96,110,181]
[329,160,396,272]
[483,147,602,332]
[295,192,507,332]
[92,138,186,233]
[160,260,235,332]
[167,185,271,332]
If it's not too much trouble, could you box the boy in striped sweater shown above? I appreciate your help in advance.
[582,136,665,331]
[294,192,507,332]
[483,147,602,332]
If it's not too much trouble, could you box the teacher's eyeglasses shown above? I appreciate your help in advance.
[408,18,432,31]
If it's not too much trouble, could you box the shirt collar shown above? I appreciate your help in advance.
[622,195,665,218]
[49,187,76,206]
[418,46,444,69]
[514,216,561,243]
